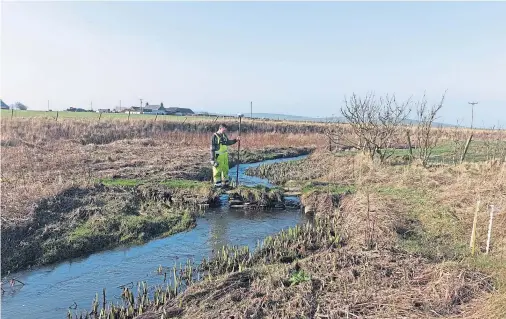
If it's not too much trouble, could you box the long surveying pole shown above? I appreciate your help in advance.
[235,113,244,187]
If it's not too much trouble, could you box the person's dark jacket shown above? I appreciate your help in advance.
[210,133,237,161]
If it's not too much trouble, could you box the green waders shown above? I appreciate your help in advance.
[212,134,230,187]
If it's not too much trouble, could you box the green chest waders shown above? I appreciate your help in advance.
[212,134,230,187]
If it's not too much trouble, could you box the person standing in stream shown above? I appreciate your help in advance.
[210,123,240,188]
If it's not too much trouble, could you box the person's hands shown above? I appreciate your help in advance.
[235,136,241,141]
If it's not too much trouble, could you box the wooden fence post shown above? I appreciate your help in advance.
[486,205,495,254]
[470,200,480,256]
[461,134,474,163]
[406,130,413,161]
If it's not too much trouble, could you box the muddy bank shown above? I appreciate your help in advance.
[1,182,219,276]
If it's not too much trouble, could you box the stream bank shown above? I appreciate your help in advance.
[1,148,312,276]
[1,155,310,319]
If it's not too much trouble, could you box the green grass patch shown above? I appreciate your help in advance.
[98,178,209,189]
[288,270,311,286]
[388,140,506,164]
[374,185,467,261]
[1,109,214,121]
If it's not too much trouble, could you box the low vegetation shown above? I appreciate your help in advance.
[2,99,506,318]
[1,116,322,274]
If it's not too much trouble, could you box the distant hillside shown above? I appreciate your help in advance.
[201,111,456,127]
[247,113,454,127]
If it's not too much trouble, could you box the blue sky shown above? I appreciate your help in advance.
[1,1,505,127]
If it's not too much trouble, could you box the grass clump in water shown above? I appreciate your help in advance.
[228,185,284,207]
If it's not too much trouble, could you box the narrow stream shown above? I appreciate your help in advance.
[1,155,308,319]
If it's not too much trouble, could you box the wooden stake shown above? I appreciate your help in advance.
[406,130,413,161]
[470,200,480,255]
[486,205,495,254]
[461,134,473,163]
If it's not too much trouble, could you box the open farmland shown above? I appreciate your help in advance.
[1,112,506,319]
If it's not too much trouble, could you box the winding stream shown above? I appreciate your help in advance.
[1,156,308,319]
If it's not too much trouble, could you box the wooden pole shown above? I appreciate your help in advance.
[235,116,242,187]
[406,130,413,161]
[470,200,480,255]
[461,134,473,163]
[486,205,495,254]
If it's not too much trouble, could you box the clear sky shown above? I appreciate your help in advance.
[1,1,505,127]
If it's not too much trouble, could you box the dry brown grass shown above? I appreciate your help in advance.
[130,151,506,319]
[303,151,506,318]
[204,150,505,318]
[0,117,325,226]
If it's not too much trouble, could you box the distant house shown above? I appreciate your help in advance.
[122,102,167,115]
[166,107,194,116]
[0,99,9,110]
[142,102,167,115]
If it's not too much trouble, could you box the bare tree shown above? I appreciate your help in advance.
[339,92,412,163]
[13,102,28,110]
[412,91,446,167]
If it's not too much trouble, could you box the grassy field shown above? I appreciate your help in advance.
[1,114,506,318]
[0,109,216,121]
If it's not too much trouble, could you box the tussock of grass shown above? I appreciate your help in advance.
[227,185,284,207]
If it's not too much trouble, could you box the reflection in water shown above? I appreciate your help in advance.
[209,211,229,254]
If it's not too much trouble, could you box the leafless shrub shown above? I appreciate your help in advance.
[339,92,412,163]
[412,91,446,167]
